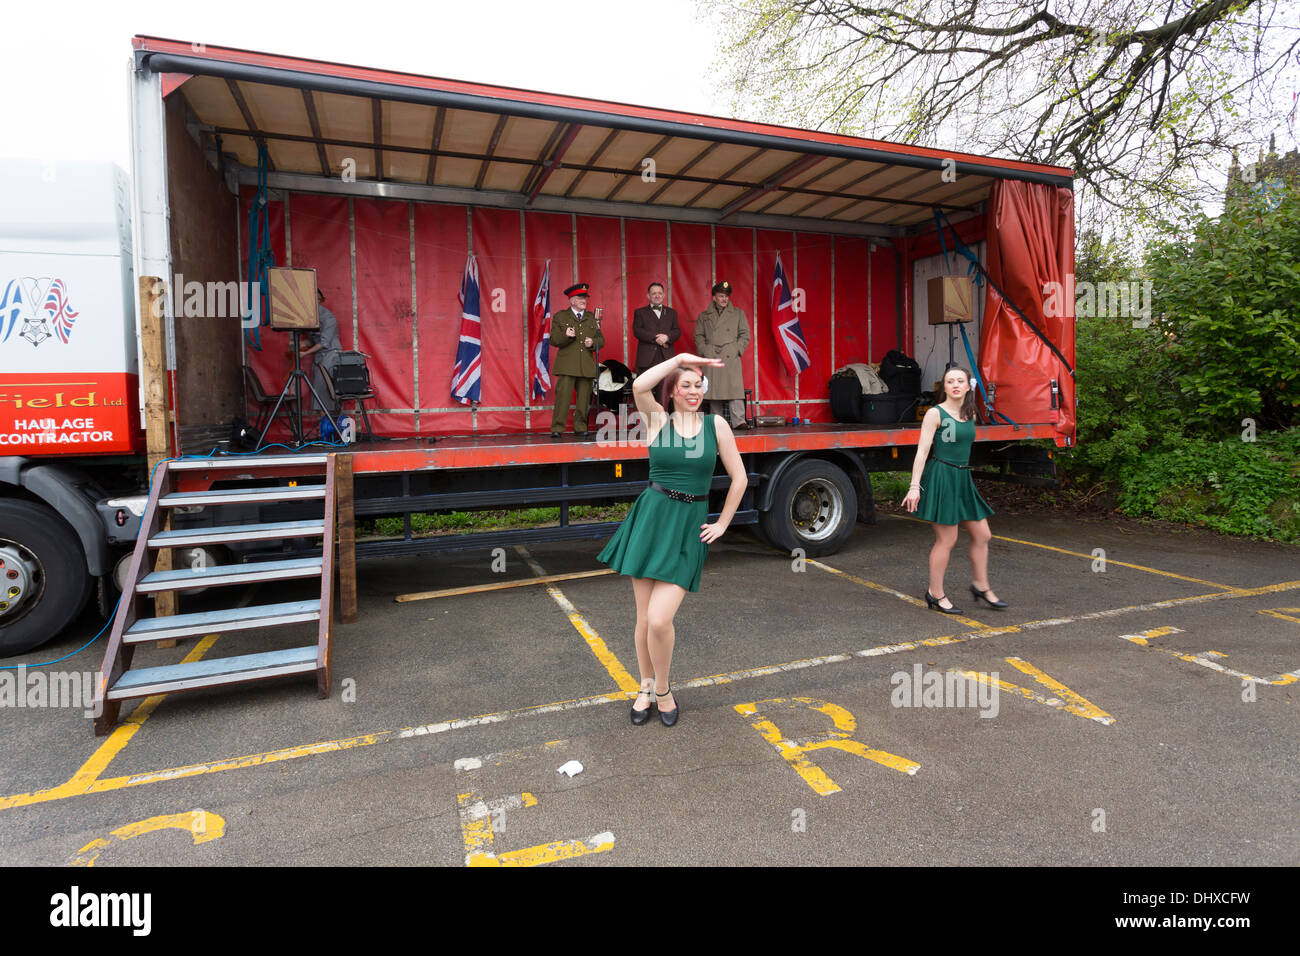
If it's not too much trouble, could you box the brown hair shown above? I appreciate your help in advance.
[944,367,979,421]
[659,364,703,412]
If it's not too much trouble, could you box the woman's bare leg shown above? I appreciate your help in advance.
[962,519,999,603]
[928,523,960,608]
[647,580,688,710]
[631,577,655,712]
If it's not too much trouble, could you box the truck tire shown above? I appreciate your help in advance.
[759,459,858,557]
[0,499,93,657]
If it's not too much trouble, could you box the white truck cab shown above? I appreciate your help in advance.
[0,159,146,654]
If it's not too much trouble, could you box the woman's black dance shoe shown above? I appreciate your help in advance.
[630,683,656,725]
[925,591,963,615]
[656,685,680,727]
[970,585,1009,610]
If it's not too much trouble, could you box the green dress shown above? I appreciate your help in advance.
[598,414,717,592]
[915,406,995,525]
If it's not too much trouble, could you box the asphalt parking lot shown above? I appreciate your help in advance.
[1,511,1296,867]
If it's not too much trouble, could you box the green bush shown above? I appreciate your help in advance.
[1116,428,1300,542]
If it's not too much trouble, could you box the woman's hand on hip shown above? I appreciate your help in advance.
[699,520,727,543]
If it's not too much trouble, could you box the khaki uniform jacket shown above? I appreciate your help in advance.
[694,303,750,399]
[549,308,605,379]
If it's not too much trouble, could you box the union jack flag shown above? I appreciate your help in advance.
[451,254,483,404]
[530,261,553,399]
[771,252,810,376]
[43,279,80,345]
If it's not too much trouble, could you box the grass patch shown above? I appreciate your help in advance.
[357,503,631,539]
[872,471,912,505]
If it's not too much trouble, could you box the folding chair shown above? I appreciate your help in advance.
[244,364,300,438]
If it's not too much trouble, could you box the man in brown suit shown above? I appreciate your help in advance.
[549,282,604,438]
[631,281,680,373]
[694,280,751,428]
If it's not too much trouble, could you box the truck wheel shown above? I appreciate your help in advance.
[759,459,858,557]
[0,499,93,657]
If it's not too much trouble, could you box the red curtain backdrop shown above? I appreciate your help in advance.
[414,202,472,434]
[794,232,834,421]
[239,190,912,436]
[470,207,526,433]
[981,181,1077,441]
[354,197,416,437]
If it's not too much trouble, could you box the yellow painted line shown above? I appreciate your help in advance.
[1120,628,1300,686]
[991,534,1241,590]
[6,578,1300,810]
[493,832,615,867]
[889,513,1243,590]
[1005,656,1114,724]
[515,546,638,693]
[458,791,537,863]
[959,670,1113,725]
[735,698,920,796]
[1118,626,1184,647]
[1259,608,1300,625]
[458,789,613,867]
[808,558,990,631]
[0,634,220,810]
[69,809,224,866]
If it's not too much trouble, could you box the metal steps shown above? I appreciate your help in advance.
[148,519,325,548]
[159,485,326,508]
[95,454,337,735]
[123,600,321,642]
[106,646,319,701]
[137,557,323,593]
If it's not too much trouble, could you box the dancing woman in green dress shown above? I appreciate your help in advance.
[901,367,1008,614]
[597,353,748,725]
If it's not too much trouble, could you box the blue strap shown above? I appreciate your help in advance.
[244,143,275,351]
[933,209,1012,424]
[958,321,1015,425]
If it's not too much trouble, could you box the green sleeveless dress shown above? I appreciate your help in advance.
[598,414,717,592]
[915,406,994,525]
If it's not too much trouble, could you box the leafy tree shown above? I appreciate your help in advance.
[1067,230,1179,476]
[704,0,1300,224]
[1145,180,1300,430]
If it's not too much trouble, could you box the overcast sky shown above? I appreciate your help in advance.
[0,0,727,170]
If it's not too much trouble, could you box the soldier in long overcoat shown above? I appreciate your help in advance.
[693,280,750,427]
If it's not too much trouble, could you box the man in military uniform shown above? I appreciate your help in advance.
[694,280,750,428]
[549,282,605,438]
[631,281,680,373]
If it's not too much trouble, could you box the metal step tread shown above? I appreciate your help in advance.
[149,519,325,547]
[168,455,329,472]
[107,645,319,699]
[161,485,326,507]
[138,557,323,590]
[125,600,321,641]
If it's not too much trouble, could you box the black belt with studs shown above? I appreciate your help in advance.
[649,481,709,502]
